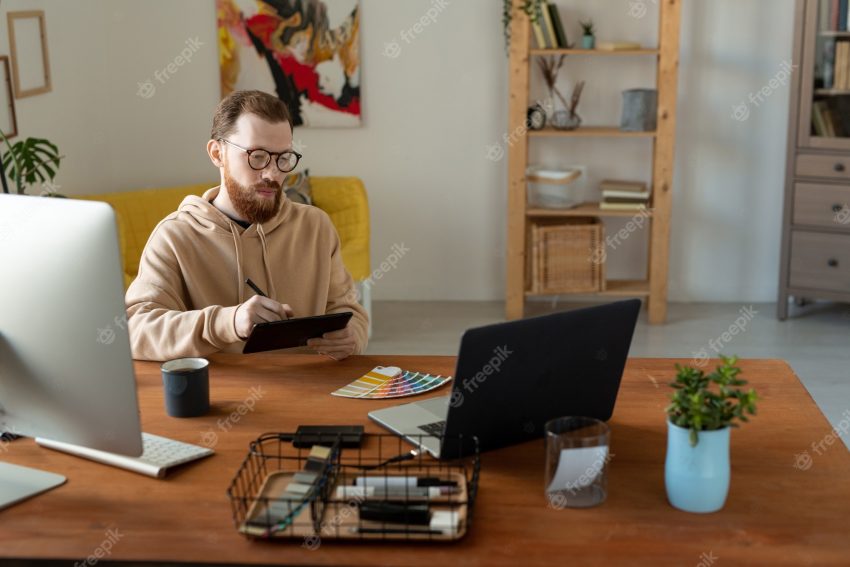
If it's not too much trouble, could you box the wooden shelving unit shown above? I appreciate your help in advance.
[506,0,682,324]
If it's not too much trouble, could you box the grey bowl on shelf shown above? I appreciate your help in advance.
[551,111,582,131]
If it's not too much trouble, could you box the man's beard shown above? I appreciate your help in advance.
[223,163,283,225]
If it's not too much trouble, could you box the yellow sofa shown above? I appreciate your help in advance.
[76,178,372,330]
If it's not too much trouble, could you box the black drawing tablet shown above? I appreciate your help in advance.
[242,312,353,354]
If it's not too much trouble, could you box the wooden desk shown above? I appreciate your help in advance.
[1,355,848,565]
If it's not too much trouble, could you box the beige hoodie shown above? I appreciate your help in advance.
[125,186,369,361]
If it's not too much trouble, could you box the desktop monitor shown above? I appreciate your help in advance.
[0,194,143,509]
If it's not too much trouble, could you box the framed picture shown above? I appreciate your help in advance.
[217,0,361,128]
[7,10,52,98]
[0,56,17,139]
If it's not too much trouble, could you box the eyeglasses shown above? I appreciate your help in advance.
[219,139,302,173]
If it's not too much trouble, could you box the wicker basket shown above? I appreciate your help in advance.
[530,218,605,294]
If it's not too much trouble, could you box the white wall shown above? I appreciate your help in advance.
[0,0,795,303]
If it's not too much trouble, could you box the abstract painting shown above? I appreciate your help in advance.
[218,0,361,128]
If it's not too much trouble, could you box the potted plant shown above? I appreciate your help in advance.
[665,355,757,513]
[0,131,64,196]
[502,0,544,54]
[580,19,596,49]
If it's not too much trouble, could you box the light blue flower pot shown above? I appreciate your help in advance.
[664,420,730,513]
[582,35,595,49]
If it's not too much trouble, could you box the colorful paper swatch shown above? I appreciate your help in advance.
[331,366,452,399]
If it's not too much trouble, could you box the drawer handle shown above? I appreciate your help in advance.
[832,203,844,213]
[835,163,846,173]
[827,258,839,268]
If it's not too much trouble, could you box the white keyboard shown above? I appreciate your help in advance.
[35,433,214,478]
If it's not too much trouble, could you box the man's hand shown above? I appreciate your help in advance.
[307,323,358,361]
[234,295,294,340]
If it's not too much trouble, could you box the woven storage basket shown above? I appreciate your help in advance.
[530,218,605,293]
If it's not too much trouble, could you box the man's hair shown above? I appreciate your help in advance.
[210,90,292,140]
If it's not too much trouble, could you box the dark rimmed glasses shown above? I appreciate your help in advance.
[219,139,302,173]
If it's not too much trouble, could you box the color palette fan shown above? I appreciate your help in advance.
[331,366,452,399]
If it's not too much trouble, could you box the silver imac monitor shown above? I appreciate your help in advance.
[0,194,143,509]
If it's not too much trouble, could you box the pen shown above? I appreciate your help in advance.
[354,476,459,488]
[245,278,267,297]
[349,527,445,536]
[336,486,457,499]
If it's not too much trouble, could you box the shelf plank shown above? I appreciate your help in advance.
[524,280,650,298]
[529,48,659,56]
[529,127,656,138]
[526,203,652,218]
[819,31,850,37]
[814,89,850,96]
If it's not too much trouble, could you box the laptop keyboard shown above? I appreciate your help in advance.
[419,421,446,437]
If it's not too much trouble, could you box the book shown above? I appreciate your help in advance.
[602,189,651,200]
[833,42,845,90]
[597,42,643,51]
[812,100,828,137]
[826,101,844,138]
[841,0,848,32]
[602,196,650,205]
[834,41,850,90]
[599,202,648,211]
[540,1,559,48]
[833,0,841,31]
[599,179,647,193]
[547,2,568,48]
[531,18,547,49]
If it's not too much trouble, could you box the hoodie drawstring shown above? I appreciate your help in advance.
[257,224,277,300]
[229,224,245,303]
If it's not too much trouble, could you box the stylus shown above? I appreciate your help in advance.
[245,278,267,297]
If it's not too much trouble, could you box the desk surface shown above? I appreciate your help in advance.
[1,355,848,566]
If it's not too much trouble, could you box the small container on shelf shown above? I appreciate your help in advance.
[526,165,586,209]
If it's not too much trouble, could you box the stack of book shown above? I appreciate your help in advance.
[531,0,569,49]
[599,180,650,211]
[831,40,850,91]
[813,97,850,137]
[827,0,850,32]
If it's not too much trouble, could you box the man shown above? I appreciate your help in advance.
[125,90,368,361]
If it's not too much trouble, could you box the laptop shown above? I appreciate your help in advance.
[368,299,641,458]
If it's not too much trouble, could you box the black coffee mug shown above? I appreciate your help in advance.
[161,357,210,418]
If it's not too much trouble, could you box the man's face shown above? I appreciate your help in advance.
[218,113,293,224]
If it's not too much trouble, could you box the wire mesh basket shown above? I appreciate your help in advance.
[227,432,480,542]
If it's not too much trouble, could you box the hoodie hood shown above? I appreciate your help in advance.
[176,186,295,302]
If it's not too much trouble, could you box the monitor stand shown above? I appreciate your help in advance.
[0,461,66,510]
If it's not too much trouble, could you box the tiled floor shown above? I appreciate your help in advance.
[365,300,850,449]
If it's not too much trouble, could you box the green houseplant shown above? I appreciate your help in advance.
[0,131,63,196]
[579,19,596,49]
[665,355,758,513]
[502,0,544,53]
